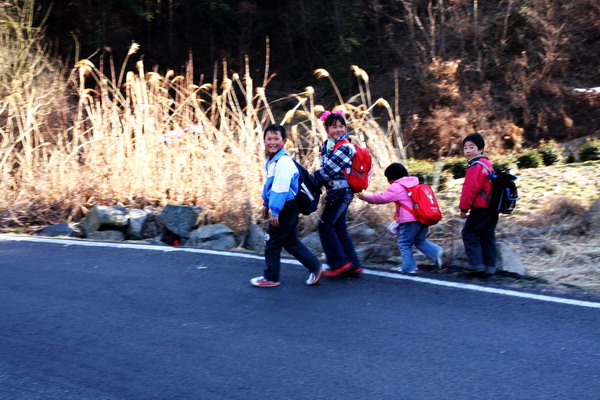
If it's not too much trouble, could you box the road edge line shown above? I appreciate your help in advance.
[2,235,599,309]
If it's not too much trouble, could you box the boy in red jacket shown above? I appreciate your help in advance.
[459,133,498,276]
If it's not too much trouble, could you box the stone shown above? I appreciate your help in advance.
[159,204,203,238]
[348,224,378,243]
[37,222,81,238]
[300,232,323,255]
[496,241,525,276]
[186,224,237,249]
[83,205,129,234]
[141,213,164,239]
[126,209,148,240]
[86,230,125,242]
[246,224,265,251]
[190,224,234,241]
[358,243,395,263]
[197,235,237,250]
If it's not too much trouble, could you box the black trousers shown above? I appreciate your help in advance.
[462,207,499,271]
[264,200,321,282]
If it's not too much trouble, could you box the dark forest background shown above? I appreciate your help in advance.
[25,0,600,155]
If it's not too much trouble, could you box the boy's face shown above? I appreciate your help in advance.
[264,130,286,156]
[463,140,483,159]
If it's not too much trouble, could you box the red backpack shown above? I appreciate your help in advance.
[332,139,373,193]
[400,184,443,225]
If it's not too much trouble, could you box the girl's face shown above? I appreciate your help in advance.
[463,140,483,159]
[326,120,346,140]
[264,130,286,156]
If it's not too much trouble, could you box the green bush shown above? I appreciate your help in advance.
[579,139,600,161]
[441,158,467,178]
[492,157,515,173]
[516,151,542,169]
[537,139,562,166]
[407,159,448,187]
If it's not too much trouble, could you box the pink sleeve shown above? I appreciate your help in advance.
[361,186,402,204]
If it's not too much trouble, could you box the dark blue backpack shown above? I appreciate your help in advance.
[291,159,321,215]
[473,161,519,214]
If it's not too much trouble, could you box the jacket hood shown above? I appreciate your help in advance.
[394,176,419,188]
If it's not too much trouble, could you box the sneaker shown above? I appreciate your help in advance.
[324,262,353,278]
[342,267,364,277]
[436,251,444,269]
[462,267,486,277]
[401,268,419,274]
[250,276,280,287]
[306,266,324,286]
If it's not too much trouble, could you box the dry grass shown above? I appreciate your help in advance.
[0,7,407,232]
[422,160,600,291]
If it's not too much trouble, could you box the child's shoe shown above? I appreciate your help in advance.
[324,262,353,277]
[462,266,486,277]
[401,268,419,274]
[485,265,496,275]
[342,267,364,277]
[306,266,324,286]
[250,276,280,287]
[436,250,445,269]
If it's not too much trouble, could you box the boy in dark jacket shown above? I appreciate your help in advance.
[459,133,498,276]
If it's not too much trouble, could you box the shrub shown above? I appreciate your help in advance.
[537,139,562,166]
[492,157,515,173]
[526,197,587,228]
[441,158,467,178]
[516,151,542,169]
[579,139,600,161]
[406,159,448,187]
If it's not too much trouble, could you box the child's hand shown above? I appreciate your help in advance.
[269,215,279,227]
[460,211,468,218]
[356,192,366,201]
[261,205,269,220]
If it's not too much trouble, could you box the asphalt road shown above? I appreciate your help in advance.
[1,237,599,400]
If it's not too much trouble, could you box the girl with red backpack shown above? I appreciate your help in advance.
[311,110,363,277]
[357,163,444,274]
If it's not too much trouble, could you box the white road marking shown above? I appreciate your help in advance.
[2,235,599,309]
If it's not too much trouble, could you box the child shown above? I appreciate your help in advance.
[250,124,323,287]
[357,163,444,274]
[459,132,498,276]
[311,109,363,277]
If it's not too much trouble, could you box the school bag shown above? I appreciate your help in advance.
[473,161,519,214]
[332,139,373,192]
[291,159,322,215]
[399,184,443,225]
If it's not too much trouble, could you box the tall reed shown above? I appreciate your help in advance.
[0,3,407,232]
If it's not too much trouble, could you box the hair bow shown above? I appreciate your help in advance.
[320,109,345,121]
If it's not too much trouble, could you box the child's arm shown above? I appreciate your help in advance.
[312,145,354,184]
[357,186,399,204]
[268,157,295,217]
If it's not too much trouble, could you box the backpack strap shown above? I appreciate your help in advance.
[400,204,414,215]
[472,160,492,202]
[472,160,493,174]
[332,138,350,151]
[397,185,416,217]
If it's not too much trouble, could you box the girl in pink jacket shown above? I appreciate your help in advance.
[358,163,444,274]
